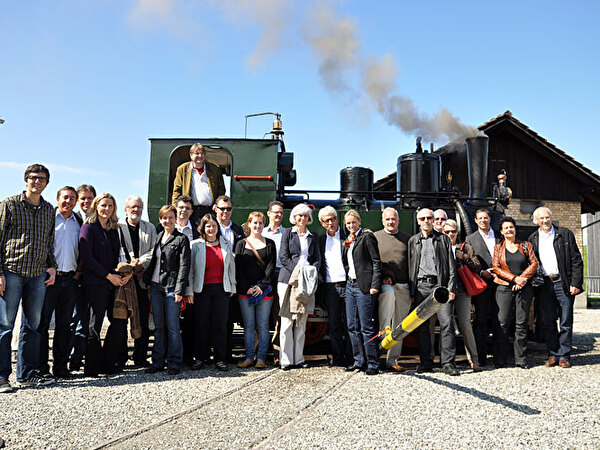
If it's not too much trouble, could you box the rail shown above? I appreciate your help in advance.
[584,276,600,296]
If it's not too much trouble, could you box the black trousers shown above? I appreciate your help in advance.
[194,283,230,363]
[84,284,127,375]
[495,284,533,365]
[38,274,79,373]
[471,283,499,366]
[322,283,353,365]
[180,302,196,363]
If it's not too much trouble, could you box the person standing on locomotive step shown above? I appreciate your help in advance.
[374,207,411,372]
[38,186,81,380]
[172,143,225,228]
[528,207,583,369]
[465,209,501,367]
[318,205,353,368]
[118,195,157,368]
[0,164,57,393]
[408,208,459,376]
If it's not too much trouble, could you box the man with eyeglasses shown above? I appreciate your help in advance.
[408,208,458,375]
[172,143,225,228]
[1,164,58,392]
[118,195,157,367]
[213,195,244,362]
[317,206,353,367]
[433,209,448,233]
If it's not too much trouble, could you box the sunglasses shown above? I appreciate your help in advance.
[216,206,232,212]
[418,216,433,222]
[444,229,458,234]
[434,217,446,222]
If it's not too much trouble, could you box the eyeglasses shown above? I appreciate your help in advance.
[418,216,433,222]
[27,175,47,183]
[216,206,232,212]
[322,217,337,223]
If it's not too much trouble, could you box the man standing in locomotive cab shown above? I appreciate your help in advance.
[172,143,225,228]
[529,207,583,368]
[318,206,353,368]
[263,201,286,358]
[213,195,244,362]
[374,207,411,372]
[408,208,459,375]
[465,209,500,367]
[118,195,157,368]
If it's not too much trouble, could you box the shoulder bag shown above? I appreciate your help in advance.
[456,243,487,296]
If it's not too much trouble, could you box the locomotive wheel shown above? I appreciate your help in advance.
[305,320,328,346]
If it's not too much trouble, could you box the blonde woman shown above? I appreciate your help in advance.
[79,193,130,377]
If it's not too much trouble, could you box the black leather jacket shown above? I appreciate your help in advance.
[143,229,191,296]
[408,230,457,297]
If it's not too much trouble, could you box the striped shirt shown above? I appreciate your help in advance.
[0,192,57,277]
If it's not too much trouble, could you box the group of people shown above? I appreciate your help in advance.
[0,145,584,394]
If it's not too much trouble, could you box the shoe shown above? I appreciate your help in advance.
[470,363,483,373]
[17,373,56,387]
[0,379,14,393]
[559,360,572,368]
[388,364,406,373]
[281,365,292,371]
[494,362,506,369]
[144,366,164,374]
[345,365,361,372]
[416,365,433,374]
[297,362,309,369]
[68,360,82,372]
[53,368,73,379]
[254,360,266,369]
[545,356,558,367]
[133,360,151,368]
[365,368,379,375]
[167,368,181,375]
[215,361,228,372]
[516,363,530,370]
[237,359,255,369]
[191,360,205,371]
[442,364,460,376]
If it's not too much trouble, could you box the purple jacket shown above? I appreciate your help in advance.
[79,221,120,288]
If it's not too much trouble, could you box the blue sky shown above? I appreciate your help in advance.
[1,0,599,219]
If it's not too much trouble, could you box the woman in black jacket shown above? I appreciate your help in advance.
[342,209,381,375]
[234,212,276,369]
[143,205,191,375]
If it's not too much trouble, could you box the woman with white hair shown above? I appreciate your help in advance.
[277,203,321,370]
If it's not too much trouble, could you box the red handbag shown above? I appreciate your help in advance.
[456,243,487,296]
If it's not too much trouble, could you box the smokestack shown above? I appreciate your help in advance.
[465,135,489,206]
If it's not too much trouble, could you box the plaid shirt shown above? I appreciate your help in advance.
[0,192,58,277]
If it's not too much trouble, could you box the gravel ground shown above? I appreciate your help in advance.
[2,309,600,449]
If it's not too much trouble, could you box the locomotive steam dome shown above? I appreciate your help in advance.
[339,167,374,207]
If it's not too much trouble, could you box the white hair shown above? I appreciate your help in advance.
[318,205,337,222]
[433,208,448,219]
[417,208,433,219]
[532,206,552,224]
[289,203,313,225]
[124,195,143,210]
[382,207,399,219]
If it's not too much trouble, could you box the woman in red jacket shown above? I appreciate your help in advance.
[492,217,539,369]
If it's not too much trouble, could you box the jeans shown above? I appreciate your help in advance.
[38,274,78,373]
[0,271,47,381]
[193,283,229,363]
[239,296,273,361]
[495,284,533,365]
[345,281,378,370]
[539,279,574,360]
[322,283,353,365]
[150,283,183,370]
